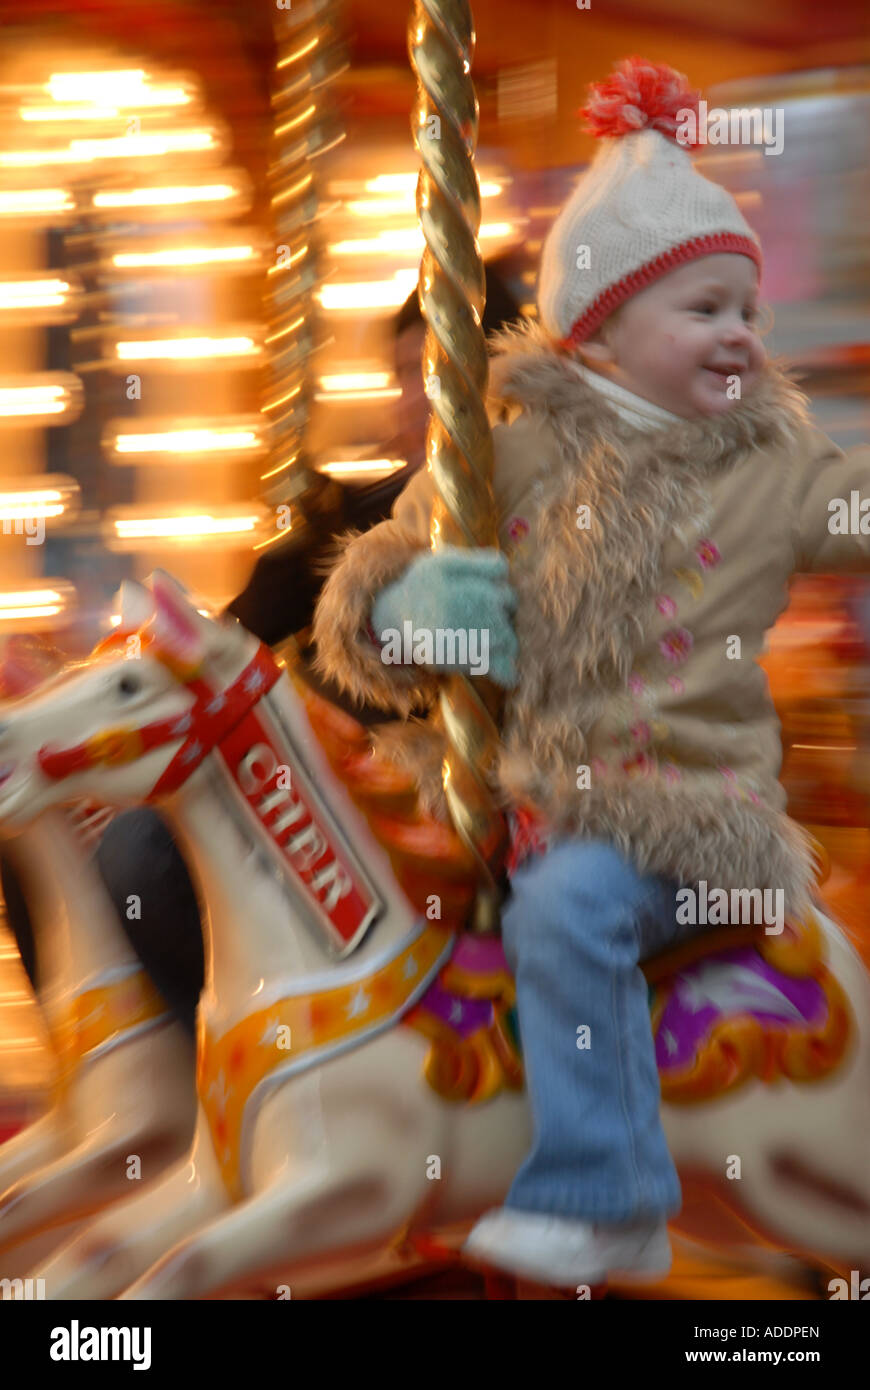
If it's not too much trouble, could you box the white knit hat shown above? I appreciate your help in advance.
[537,57,762,347]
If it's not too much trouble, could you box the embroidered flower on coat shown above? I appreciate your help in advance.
[628,673,646,696]
[659,627,693,665]
[656,594,677,617]
[507,516,529,544]
[667,675,685,695]
[696,538,721,569]
[630,720,651,746]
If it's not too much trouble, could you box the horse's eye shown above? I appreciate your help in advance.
[119,672,141,696]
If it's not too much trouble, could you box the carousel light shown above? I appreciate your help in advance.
[0,149,81,168]
[0,478,78,522]
[317,269,419,311]
[271,172,314,208]
[44,71,193,110]
[113,515,259,538]
[345,197,423,219]
[275,103,317,137]
[0,583,73,623]
[363,173,503,197]
[93,183,239,210]
[70,129,217,160]
[107,508,267,550]
[276,36,320,68]
[317,458,407,480]
[110,243,258,271]
[20,105,121,122]
[315,372,399,401]
[113,334,259,363]
[0,275,81,323]
[264,315,305,346]
[329,222,514,257]
[260,452,298,480]
[364,173,421,193]
[0,277,71,309]
[108,418,267,460]
[0,376,82,423]
[1,128,219,169]
[0,606,63,620]
[0,189,74,217]
[263,383,302,412]
[46,70,146,102]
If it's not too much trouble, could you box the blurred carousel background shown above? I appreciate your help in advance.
[0,0,869,1299]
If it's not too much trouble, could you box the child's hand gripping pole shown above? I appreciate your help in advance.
[368,540,519,924]
[370,546,519,689]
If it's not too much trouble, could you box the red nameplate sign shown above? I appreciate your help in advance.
[217,703,383,957]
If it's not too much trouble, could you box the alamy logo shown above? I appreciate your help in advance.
[1,514,44,545]
[675,103,784,156]
[0,1276,45,1299]
[676,881,784,934]
[379,621,490,677]
[828,1270,870,1299]
[50,1320,151,1370]
[827,491,870,535]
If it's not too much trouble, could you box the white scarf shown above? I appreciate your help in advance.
[569,360,683,433]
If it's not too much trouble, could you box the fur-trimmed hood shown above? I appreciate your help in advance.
[486,315,809,466]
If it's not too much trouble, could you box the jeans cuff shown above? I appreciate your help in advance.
[505,1181,682,1224]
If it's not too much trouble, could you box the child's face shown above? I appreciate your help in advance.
[581,255,765,419]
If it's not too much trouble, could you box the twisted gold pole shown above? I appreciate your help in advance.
[259,0,347,558]
[408,0,508,930]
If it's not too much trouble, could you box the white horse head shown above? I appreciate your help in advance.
[0,570,256,827]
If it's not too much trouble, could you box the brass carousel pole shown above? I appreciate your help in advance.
[408,0,508,931]
[259,0,347,562]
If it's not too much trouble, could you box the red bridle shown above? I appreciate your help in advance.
[37,641,283,801]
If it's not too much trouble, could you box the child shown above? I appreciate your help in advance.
[311,56,870,1287]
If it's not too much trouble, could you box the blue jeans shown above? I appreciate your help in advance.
[501,837,699,1224]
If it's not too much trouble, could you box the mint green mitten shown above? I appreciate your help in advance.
[370,545,519,688]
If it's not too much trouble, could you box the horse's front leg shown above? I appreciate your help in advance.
[0,1115,185,1254]
[121,1034,441,1300]
[119,1163,404,1301]
[33,1107,229,1299]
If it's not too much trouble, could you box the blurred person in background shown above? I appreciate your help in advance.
[226,256,523,646]
[0,261,523,1036]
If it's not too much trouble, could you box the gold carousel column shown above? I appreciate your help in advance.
[408,0,508,930]
[257,0,347,560]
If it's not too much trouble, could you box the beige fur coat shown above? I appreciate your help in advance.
[312,319,870,917]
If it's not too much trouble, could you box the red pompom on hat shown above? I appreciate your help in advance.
[579,55,702,147]
[537,56,761,346]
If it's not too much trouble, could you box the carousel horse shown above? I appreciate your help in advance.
[0,637,196,1264]
[0,569,867,1300]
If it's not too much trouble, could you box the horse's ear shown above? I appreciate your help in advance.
[147,570,209,672]
[114,580,154,634]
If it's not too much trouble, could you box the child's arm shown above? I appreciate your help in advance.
[310,463,444,715]
[792,426,870,573]
[310,412,539,713]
